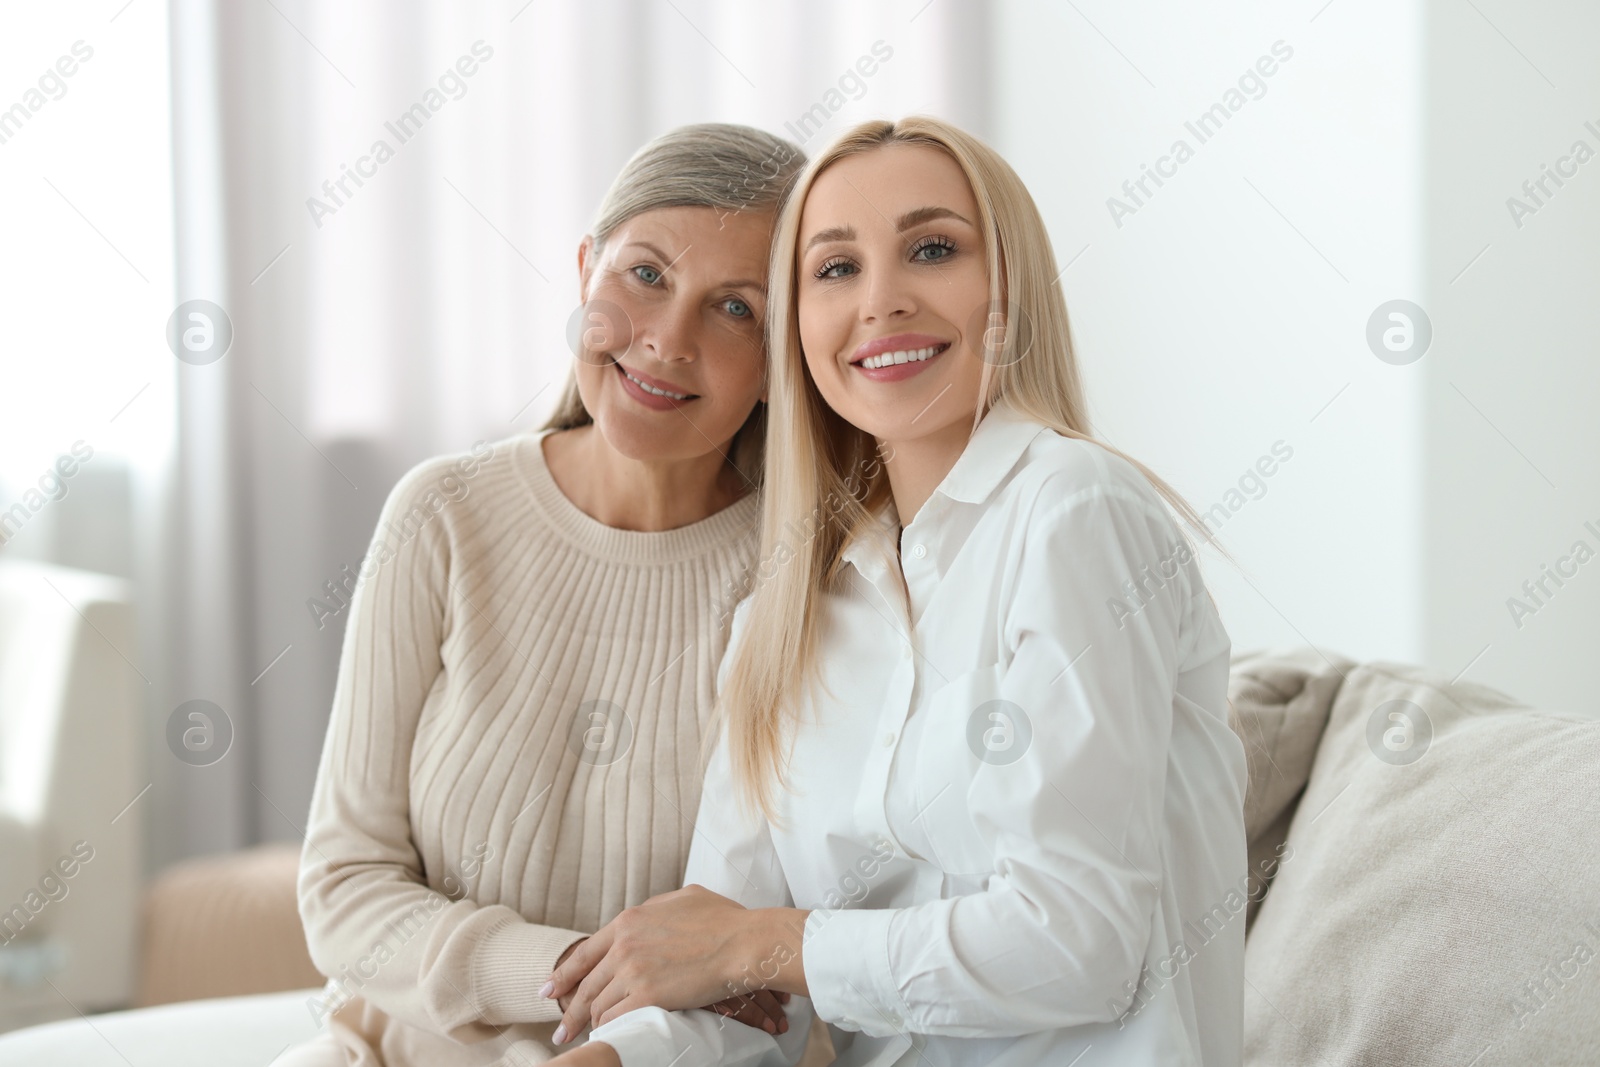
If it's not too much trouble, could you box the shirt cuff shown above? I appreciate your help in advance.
[587,1006,691,1067]
[469,917,589,1024]
[802,906,908,1037]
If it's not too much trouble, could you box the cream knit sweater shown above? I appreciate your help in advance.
[293,429,761,1067]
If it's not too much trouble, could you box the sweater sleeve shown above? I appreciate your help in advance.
[297,455,590,1043]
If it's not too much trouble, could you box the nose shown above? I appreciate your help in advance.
[638,294,699,365]
[860,257,916,324]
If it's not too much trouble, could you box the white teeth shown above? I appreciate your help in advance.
[621,365,692,400]
[857,345,944,371]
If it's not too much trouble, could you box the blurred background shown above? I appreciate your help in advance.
[0,0,1595,1032]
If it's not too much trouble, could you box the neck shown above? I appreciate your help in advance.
[545,424,747,532]
[879,416,975,527]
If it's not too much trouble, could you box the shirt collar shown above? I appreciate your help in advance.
[837,400,1046,579]
[934,399,1047,506]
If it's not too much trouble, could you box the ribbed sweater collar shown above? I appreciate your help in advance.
[514,431,761,564]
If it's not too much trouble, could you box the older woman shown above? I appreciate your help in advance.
[280,123,804,1067]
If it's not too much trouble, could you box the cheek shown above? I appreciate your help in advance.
[574,282,645,363]
[929,255,985,318]
[570,352,614,413]
[799,335,832,391]
[797,308,841,381]
[702,333,766,398]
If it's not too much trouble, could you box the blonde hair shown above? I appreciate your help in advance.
[719,116,1232,820]
[541,123,806,486]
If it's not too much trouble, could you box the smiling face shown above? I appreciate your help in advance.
[796,143,990,448]
[573,205,772,465]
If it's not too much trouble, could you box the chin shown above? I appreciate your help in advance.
[847,395,972,445]
[593,412,686,461]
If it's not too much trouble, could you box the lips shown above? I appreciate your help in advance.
[614,359,698,400]
[854,343,950,371]
[848,333,952,369]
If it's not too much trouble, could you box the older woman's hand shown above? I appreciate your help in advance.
[554,947,790,1041]
[542,885,807,1044]
[551,937,588,1015]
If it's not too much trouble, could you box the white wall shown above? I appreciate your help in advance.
[1419,0,1600,712]
[992,0,1597,714]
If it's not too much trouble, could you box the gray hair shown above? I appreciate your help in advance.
[542,123,806,488]
[592,123,805,249]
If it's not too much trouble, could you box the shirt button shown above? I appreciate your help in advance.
[887,1012,903,1029]
[882,731,896,748]
[911,543,927,559]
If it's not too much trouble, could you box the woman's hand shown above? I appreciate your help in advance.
[551,933,790,1038]
[543,885,807,1042]
[705,988,791,1035]
[552,937,588,1015]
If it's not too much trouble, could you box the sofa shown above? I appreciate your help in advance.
[1,649,1595,1066]
[1232,649,1600,1065]
[0,561,144,1034]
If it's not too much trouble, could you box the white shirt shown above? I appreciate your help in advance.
[589,401,1248,1066]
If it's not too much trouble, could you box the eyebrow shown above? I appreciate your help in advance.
[802,205,974,253]
[621,241,765,293]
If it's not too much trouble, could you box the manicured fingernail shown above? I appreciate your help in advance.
[763,1019,775,1033]
[539,981,554,998]
[552,1024,567,1044]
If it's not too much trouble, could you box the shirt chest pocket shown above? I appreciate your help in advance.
[904,662,1012,878]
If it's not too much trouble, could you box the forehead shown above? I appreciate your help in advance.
[800,143,977,233]
[605,205,774,277]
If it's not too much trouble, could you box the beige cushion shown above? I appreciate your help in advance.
[137,843,323,1006]
[1229,648,1354,930]
[1243,661,1600,1066]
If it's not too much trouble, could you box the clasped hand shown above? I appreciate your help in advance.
[542,885,792,1048]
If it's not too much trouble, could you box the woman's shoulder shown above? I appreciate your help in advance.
[1010,423,1177,532]
[390,437,503,493]
[379,437,519,519]
[366,436,537,561]
[1007,423,1226,661]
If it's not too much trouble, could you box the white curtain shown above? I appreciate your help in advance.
[156,0,993,867]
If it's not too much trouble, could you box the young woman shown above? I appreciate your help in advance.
[280,123,808,1067]
[543,116,1249,1066]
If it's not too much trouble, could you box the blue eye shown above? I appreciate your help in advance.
[910,236,955,262]
[633,265,662,284]
[726,299,752,318]
[815,257,855,279]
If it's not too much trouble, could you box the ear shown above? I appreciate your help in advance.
[576,235,595,302]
